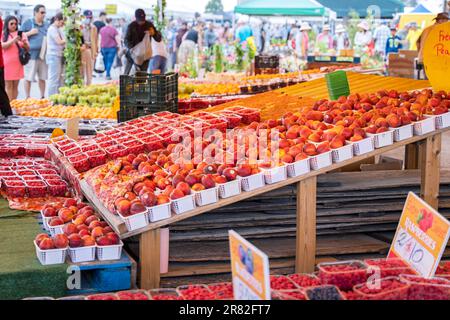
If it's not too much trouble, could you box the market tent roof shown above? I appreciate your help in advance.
[410,4,431,13]
[234,0,326,16]
[317,0,404,18]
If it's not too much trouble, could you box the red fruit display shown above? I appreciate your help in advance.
[68,234,83,248]
[48,217,64,227]
[288,274,321,288]
[318,261,368,291]
[63,223,78,236]
[35,233,50,246]
[140,191,158,207]
[364,258,414,277]
[177,285,217,300]
[81,235,96,246]
[42,207,57,217]
[270,275,298,290]
[354,277,409,300]
[96,235,113,246]
[53,234,69,248]
[117,291,149,300]
[38,237,55,250]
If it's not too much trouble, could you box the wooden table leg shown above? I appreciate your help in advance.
[139,228,161,289]
[419,134,442,209]
[405,143,420,169]
[295,176,317,274]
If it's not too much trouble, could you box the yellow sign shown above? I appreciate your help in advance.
[105,4,117,15]
[229,230,270,300]
[423,21,450,91]
[388,192,450,278]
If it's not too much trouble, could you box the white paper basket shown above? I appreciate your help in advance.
[171,194,196,214]
[414,117,436,135]
[239,172,265,191]
[367,130,394,148]
[393,124,413,141]
[434,112,450,129]
[118,210,148,232]
[147,203,171,222]
[331,144,353,163]
[351,137,374,156]
[34,241,67,265]
[68,245,96,263]
[262,165,287,184]
[96,240,123,261]
[310,151,332,170]
[286,158,310,177]
[194,187,219,206]
[218,180,241,198]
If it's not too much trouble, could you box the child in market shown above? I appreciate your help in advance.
[385,27,402,58]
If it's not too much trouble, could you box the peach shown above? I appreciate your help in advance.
[38,237,55,250]
[85,215,99,226]
[78,229,90,237]
[63,223,78,236]
[132,182,146,195]
[35,233,50,246]
[365,125,378,134]
[170,188,185,200]
[68,234,83,248]
[376,127,389,133]
[213,175,228,184]
[308,132,322,143]
[237,164,252,177]
[295,153,308,161]
[350,135,364,142]
[303,143,317,156]
[88,220,102,231]
[140,191,157,207]
[106,232,120,245]
[317,142,331,154]
[386,114,400,128]
[49,217,64,226]
[400,115,412,126]
[91,226,105,238]
[176,182,191,196]
[53,234,69,248]
[42,207,57,217]
[201,175,216,189]
[282,154,294,163]
[341,128,353,140]
[63,198,77,208]
[192,183,206,191]
[185,174,200,187]
[130,201,146,215]
[96,236,112,246]
[123,192,137,201]
[330,136,344,149]
[82,235,96,247]
[58,208,74,223]
[162,185,175,197]
[115,199,131,216]
[156,194,171,205]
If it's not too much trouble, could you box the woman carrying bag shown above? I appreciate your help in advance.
[1,15,30,100]
[46,13,65,96]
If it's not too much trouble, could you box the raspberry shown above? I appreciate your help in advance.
[117,291,149,300]
[354,277,409,300]
[270,275,298,290]
[287,273,321,288]
[177,285,217,300]
[208,282,233,299]
[318,261,368,291]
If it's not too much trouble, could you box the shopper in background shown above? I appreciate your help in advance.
[204,22,217,49]
[1,15,29,100]
[99,18,120,80]
[405,22,421,50]
[218,21,233,45]
[354,21,372,51]
[80,10,98,85]
[385,26,402,57]
[124,9,161,75]
[334,24,350,53]
[46,12,65,96]
[166,20,177,70]
[315,24,333,53]
[373,21,390,57]
[20,4,48,99]
[0,13,12,116]
[175,21,188,56]
[178,22,204,65]
[149,35,168,74]
[93,12,107,33]
[295,22,311,59]
[235,17,252,43]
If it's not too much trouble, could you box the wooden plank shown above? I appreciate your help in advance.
[405,143,420,169]
[420,134,442,209]
[80,129,449,239]
[139,229,161,289]
[296,177,317,273]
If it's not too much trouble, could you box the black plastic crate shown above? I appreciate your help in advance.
[120,72,178,106]
[118,100,178,123]
[255,55,279,69]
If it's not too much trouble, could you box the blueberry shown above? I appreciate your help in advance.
[306,286,343,300]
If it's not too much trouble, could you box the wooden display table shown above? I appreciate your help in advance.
[81,128,447,289]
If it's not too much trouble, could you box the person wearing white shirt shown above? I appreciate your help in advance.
[354,21,372,51]
[149,37,168,74]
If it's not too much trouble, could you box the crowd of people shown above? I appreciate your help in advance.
[0,6,448,117]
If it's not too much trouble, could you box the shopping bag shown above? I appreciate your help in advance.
[129,33,152,66]
[94,52,105,73]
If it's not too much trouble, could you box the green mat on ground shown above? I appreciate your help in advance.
[0,200,68,300]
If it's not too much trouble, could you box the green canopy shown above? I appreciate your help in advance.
[235,0,326,16]
[317,0,404,18]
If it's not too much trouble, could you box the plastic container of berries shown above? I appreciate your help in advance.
[310,150,333,170]
[36,169,58,176]
[17,169,36,176]
[218,179,241,199]
[392,124,414,142]
[96,240,124,261]
[25,145,47,157]
[431,111,450,129]
[86,149,107,167]
[116,290,150,300]
[26,180,48,197]
[331,143,354,163]
[304,285,345,300]
[46,180,68,197]
[62,146,82,158]
[34,241,67,265]
[148,289,182,300]
[364,258,415,277]
[81,144,98,153]
[41,174,60,181]
[176,284,217,300]
[193,186,219,206]
[270,275,300,291]
[171,194,196,214]
[86,293,118,300]
[273,289,306,300]
[22,175,42,182]
[261,164,287,184]
[367,130,394,148]
[239,172,265,192]
[436,261,450,279]
[353,276,409,300]
[287,273,321,288]
[118,209,149,232]
[414,116,436,135]
[105,144,128,159]
[147,202,172,222]
[318,260,369,291]
[207,282,234,300]
[68,244,96,263]
[399,274,450,300]
[68,154,90,173]
[4,180,26,197]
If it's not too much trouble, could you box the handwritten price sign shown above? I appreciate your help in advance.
[388,192,450,278]
[424,21,450,91]
[229,230,270,300]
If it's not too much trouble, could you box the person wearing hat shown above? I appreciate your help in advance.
[124,9,162,75]
[385,26,402,58]
[80,10,98,85]
[333,24,350,53]
[235,16,253,44]
[295,22,311,58]
[354,21,372,51]
[417,12,450,68]
[315,24,333,54]
[373,21,391,57]
[405,21,421,50]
